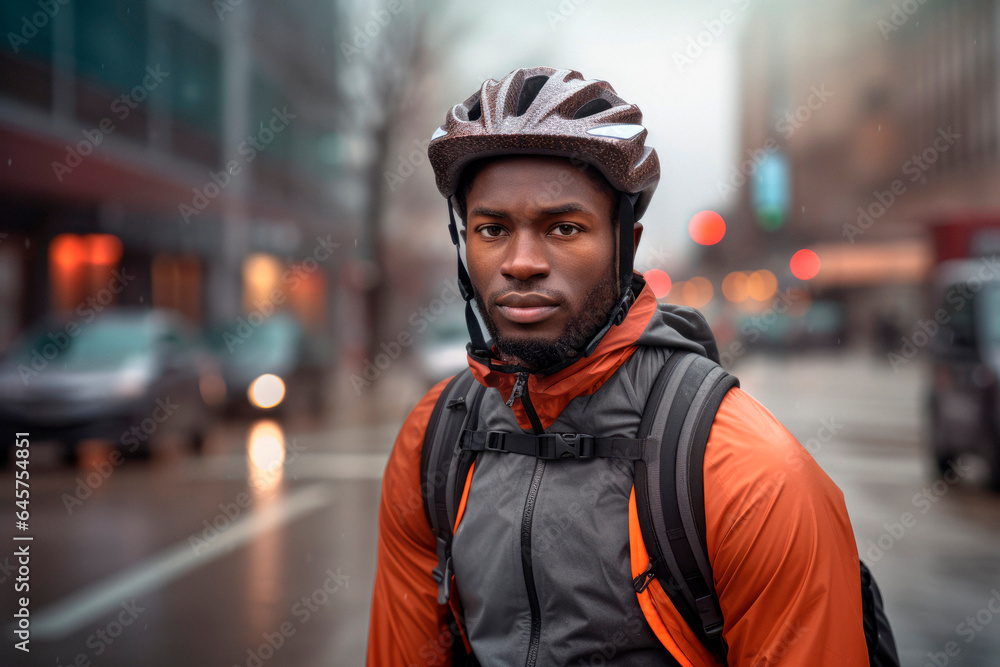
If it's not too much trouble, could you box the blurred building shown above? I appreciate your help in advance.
[0,0,352,353]
[706,0,1000,342]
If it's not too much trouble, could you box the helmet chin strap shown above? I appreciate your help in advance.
[447,191,639,375]
[447,198,491,358]
[582,191,639,357]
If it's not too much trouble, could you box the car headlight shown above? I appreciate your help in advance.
[248,374,285,409]
[113,361,152,398]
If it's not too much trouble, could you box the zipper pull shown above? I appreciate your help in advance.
[505,371,528,407]
[633,559,657,593]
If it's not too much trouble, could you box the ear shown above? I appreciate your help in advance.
[632,222,644,260]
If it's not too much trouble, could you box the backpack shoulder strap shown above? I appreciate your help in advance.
[633,349,739,665]
[419,368,485,605]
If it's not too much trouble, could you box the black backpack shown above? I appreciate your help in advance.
[420,350,899,666]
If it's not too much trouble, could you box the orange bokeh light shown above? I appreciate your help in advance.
[50,234,86,267]
[790,249,821,280]
[682,276,714,308]
[88,234,124,265]
[747,269,778,301]
[722,272,749,302]
[645,269,672,298]
[688,210,726,246]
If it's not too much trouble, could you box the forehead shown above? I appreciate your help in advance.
[467,155,613,209]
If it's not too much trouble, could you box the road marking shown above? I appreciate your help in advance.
[29,484,333,641]
[181,452,390,482]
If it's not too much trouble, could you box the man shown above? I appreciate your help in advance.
[367,67,869,666]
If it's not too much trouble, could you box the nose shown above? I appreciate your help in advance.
[499,230,550,282]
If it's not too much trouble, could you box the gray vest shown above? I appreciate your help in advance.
[451,345,683,666]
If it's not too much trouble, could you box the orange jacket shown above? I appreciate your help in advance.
[367,278,868,666]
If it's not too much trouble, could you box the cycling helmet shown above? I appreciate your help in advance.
[427,66,661,374]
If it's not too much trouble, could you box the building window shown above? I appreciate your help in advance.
[0,0,56,107]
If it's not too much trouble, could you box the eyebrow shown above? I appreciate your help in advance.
[468,202,593,219]
[468,206,507,219]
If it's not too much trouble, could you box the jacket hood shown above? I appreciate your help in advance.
[467,272,720,431]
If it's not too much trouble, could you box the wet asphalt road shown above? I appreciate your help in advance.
[0,351,998,666]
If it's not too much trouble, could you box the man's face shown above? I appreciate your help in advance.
[461,155,641,371]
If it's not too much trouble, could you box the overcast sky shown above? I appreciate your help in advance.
[431,0,747,276]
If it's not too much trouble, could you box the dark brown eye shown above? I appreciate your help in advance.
[552,224,579,236]
[480,225,506,238]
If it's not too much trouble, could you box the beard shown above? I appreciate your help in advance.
[475,262,619,373]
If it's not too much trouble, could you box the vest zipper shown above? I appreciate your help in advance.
[521,458,544,667]
[513,372,544,667]
[506,371,527,407]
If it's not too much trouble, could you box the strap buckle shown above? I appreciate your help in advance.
[695,594,725,638]
[538,433,596,459]
[484,432,507,452]
[432,537,453,605]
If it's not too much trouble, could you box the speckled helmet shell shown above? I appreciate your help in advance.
[427,66,660,220]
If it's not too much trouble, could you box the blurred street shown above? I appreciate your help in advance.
[1,351,999,666]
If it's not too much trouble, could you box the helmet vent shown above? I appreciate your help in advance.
[573,97,613,119]
[466,97,482,121]
[516,75,549,116]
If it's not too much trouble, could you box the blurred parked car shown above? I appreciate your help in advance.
[208,313,326,418]
[735,299,847,352]
[414,312,471,387]
[0,308,222,464]
[928,260,1000,488]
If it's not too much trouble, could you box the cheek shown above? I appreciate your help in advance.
[560,242,613,278]
[464,246,498,290]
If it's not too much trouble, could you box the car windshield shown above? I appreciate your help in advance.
[211,315,301,367]
[5,316,156,370]
[426,318,468,345]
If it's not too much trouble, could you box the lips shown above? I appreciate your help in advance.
[495,293,559,325]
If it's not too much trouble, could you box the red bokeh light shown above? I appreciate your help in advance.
[644,269,672,298]
[790,249,821,280]
[688,210,726,246]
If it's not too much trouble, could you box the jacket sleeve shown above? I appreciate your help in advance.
[367,377,455,667]
[702,387,869,666]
